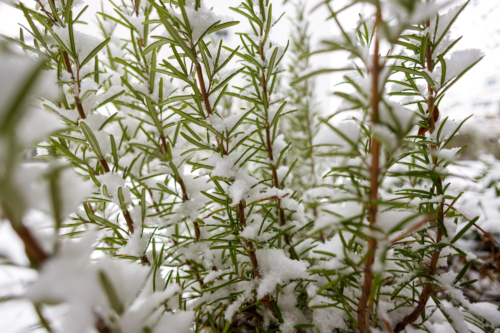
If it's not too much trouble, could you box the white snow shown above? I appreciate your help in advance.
[117,209,151,257]
[313,120,360,151]
[228,179,248,204]
[96,173,131,206]
[444,49,483,83]
[17,107,66,145]
[153,310,194,333]
[379,101,417,131]
[52,27,105,66]
[173,0,231,42]
[255,248,308,298]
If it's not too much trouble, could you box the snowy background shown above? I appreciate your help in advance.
[1,0,499,125]
[0,0,499,332]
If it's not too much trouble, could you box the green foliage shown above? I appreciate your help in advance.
[0,0,497,332]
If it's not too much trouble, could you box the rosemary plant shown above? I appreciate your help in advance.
[0,0,498,332]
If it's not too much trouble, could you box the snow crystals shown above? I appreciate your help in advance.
[96,173,131,206]
[313,120,360,150]
[444,49,484,83]
[52,27,105,66]
[255,248,308,299]
[173,0,232,42]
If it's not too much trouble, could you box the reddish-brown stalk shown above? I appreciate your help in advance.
[238,201,279,320]
[163,125,203,282]
[8,216,48,265]
[393,2,445,331]
[178,5,279,324]
[95,315,113,333]
[158,129,197,239]
[98,157,110,173]
[182,38,233,242]
[134,0,139,17]
[192,46,214,117]
[61,52,86,119]
[136,41,192,239]
[138,40,201,246]
[238,201,259,279]
[228,3,289,323]
[159,135,189,201]
[35,0,86,119]
[189,43,227,155]
[357,7,381,333]
[123,210,135,233]
[147,189,161,214]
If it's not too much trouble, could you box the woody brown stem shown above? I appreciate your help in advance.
[95,314,112,333]
[124,206,150,266]
[157,113,189,203]
[1,203,47,266]
[394,184,444,332]
[133,0,139,16]
[190,44,227,155]
[244,237,279,319]
[250,5,287,321]
[245,238,259,279]
[13,221,48,265]
[99,162,146,264]
[187,260,204,288]
[393,2,445,330]
[123,209,134,234]
[193,58,213,117]
[358,7,381,333]
[34,2,85,119]
[148,189,161,214]
[426,36,436,133]
[156,109,198,240]
[239,201,279,319]
[394,229,442,332]
[189,42,214,118]
[161,126,190,205]
[239,201,259,276]
[99,158,110,173]
[62,51,86,119]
